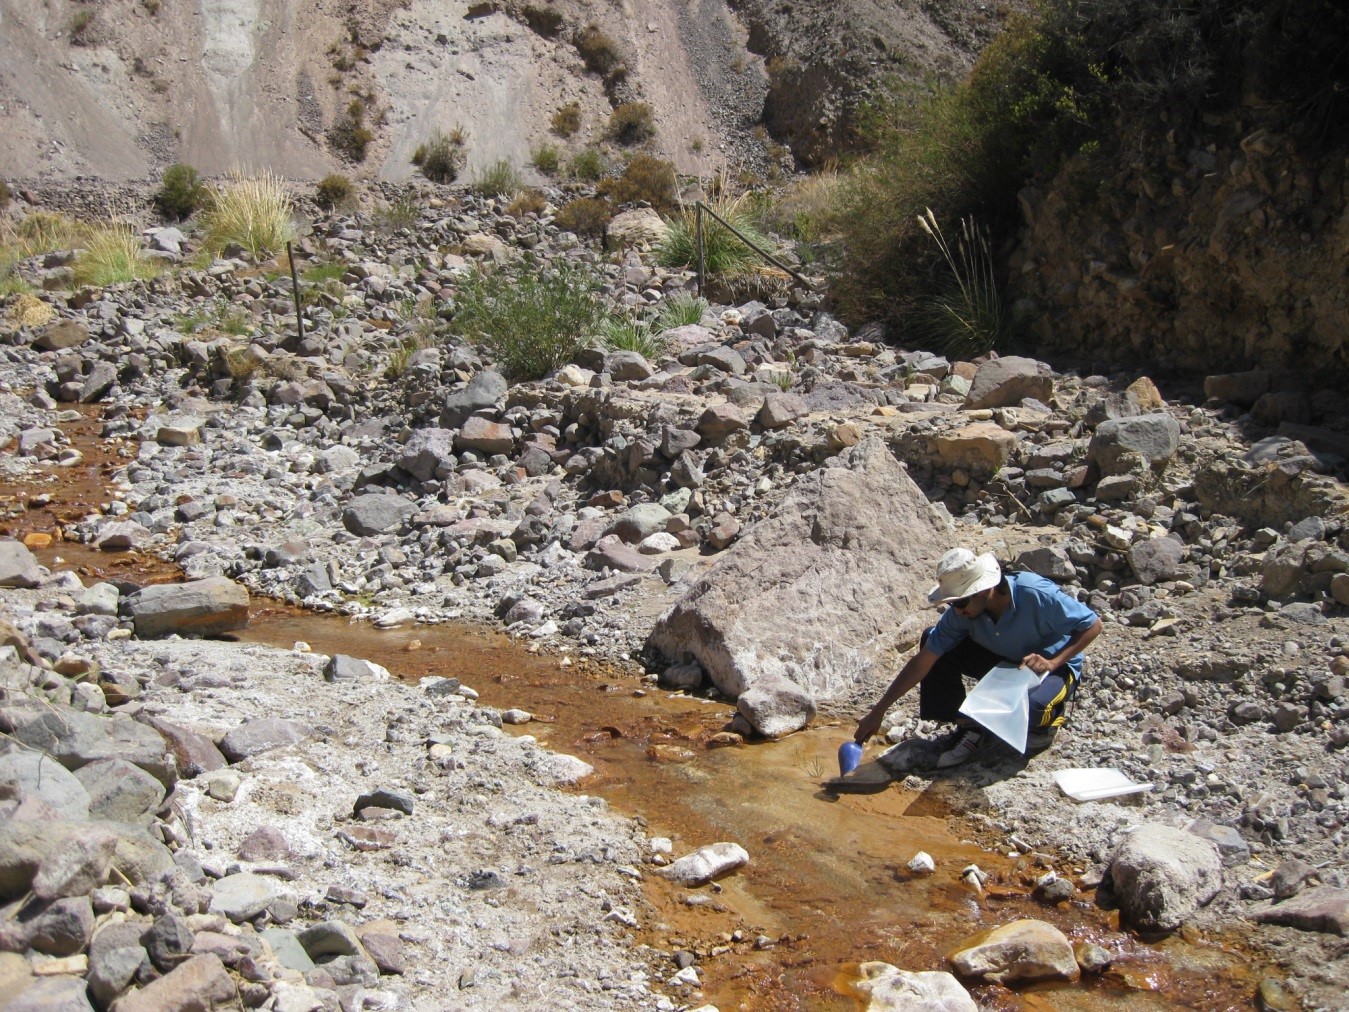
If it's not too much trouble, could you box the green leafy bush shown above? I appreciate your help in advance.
[154,163,205,221]
[551,102,582,137]
[658,193,773,277]
[552,196,611,238]
[315,174,355,210]
[471,159,523,198]
[597,154,676,211]
[373,197,419,233]
[72,224,162,288]
[452,257,612,380]
[531,144,561,175]
[67,8,96,45]
[329,100,374,162]
[199,171,295,259]
[568,148,606,182]
[607,102,655,145]
[412,128,466,184]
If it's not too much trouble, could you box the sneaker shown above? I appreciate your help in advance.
[936,726,987,768]
[1026,727,1059,753]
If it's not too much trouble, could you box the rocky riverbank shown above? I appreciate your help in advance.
[2,180,1348,1009]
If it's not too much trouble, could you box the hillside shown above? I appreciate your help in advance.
[0,0,986,182]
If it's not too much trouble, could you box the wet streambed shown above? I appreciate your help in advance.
[1,412,1269,1010]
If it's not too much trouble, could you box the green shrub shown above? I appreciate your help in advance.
[568,148,606,182]
[412,128,466,184]
[596,153,677,211]
[600,318,665,359]
[551,102,582,137]
[451,257,612,380]
[72,224,162,288]
[576,24,623,77]
[199,171,295,259]
[652,293,708,330]
[154,163,205,221]
[315,174,355,210]
[552,196,611,238]
[531,143,561,175]
[329,100,374,162]
[301,261,346,284]
[658,193,773,277]
[607,102,655,145]
[471,159,523,198]
[506,188,547,218]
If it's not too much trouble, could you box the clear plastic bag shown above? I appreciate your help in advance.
[958,662,1042,753]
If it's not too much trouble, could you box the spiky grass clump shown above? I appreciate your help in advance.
[6,211,81,258]
[412,128,467,184]
[568,149,606,182]
[652,292,708,331]
[72,224,163,288]
[200,171,295,260]
[531,144,561,175]
[471,159,524,198]
[600,318,665,360]
[910,208,1007,359]
[657,192,773,277]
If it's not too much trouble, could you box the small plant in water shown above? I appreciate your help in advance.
[912,207,1007,359]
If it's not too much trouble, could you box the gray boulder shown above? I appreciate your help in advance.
[606,504,672,543]
[0,752,91,820]
[341,494,416,536]
[1128,537,1186,586]
[218,718,309,763]
[659,842,749,886]
[1108,824,1222,932]
[397,428,456,482]
[962,356,1053,410]
[441,369,507,428]
[0,700,172,787]
[0,541,43,588]
[604,351,655,381]
[1089,413,1180,476]
[122,577,248,638]
[6,976,95,1011]
[757,392,808,430]
[647,437,953,715]
[1014,546,1075,583]
[735,674,816,739]
[74,759,165,823]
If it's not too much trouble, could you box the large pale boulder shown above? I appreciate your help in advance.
[854,962,976,1011]
[660,843,749,886]
[122,577,248,638]
[1108,824,1222,932]
[949,919,1078,984]
[646,437,953,719]
[606,208,669,249]
[935,422,1017,476]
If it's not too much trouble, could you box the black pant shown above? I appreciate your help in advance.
[918,628,1076,730]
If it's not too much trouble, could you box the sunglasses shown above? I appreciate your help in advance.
[951,594,975,609]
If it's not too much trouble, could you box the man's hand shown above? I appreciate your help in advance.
[854,709,884,744]
[1021,653,1055,675]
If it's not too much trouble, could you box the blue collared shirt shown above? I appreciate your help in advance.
[926,571,1099,676]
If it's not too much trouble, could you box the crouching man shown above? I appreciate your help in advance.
[855,548,1102,769]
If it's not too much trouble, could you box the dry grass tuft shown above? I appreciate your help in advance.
[199,171,295,259]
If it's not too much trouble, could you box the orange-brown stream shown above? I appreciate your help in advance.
[2,409,1269,1010]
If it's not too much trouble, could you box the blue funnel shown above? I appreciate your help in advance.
[838,740,863,776]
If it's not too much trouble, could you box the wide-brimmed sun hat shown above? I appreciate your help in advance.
[927,548,1001,606]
